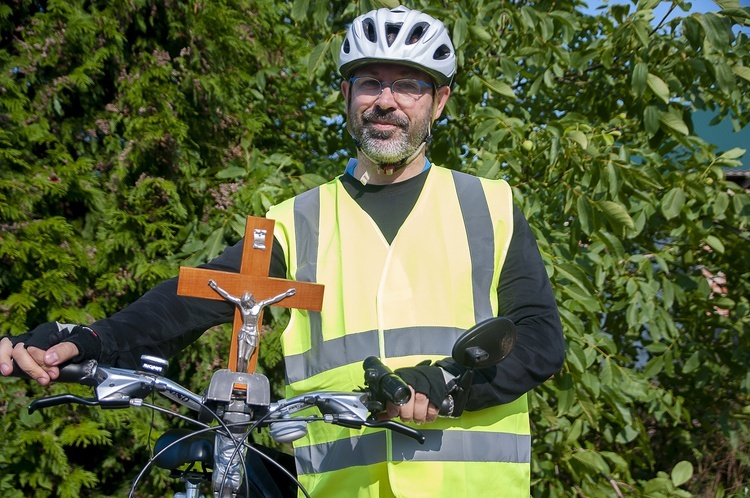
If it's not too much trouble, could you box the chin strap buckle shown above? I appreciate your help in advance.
[378,165,396,175]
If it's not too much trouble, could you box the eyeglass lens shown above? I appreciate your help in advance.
[352,77,428,102]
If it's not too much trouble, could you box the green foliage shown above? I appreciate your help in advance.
[410,0,750,496]
[1,0,749,496]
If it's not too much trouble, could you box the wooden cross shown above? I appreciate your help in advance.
[176,216,324,373]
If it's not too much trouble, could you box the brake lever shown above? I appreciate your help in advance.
[364,419,425,444]
[29,394,103,414]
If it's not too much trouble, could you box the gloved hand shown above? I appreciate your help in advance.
[395,360,451,408]
[7,322,101,363]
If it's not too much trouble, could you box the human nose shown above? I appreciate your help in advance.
[373,83,398,108]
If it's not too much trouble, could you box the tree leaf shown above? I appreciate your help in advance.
[644,356,665,378]
[556,262,595,293]
[698,12,731,52]
[647,73,670,103]
[705,235,725,253]
[307,40,330,79]
[577,195,596,234]
[715,0,740,9]
[671,460,694,487]
[299,173,327,189]
[682,351,701,374]
[733,65,750,83]
[479,77,516,99]
[659,109,689,135]
[719,147,747,160]
[571,450,611,473]
[291,0,309,22]
[204,226,226,261]
[632,62,648,97]
[715,61,736,95]
[597,200,635,232]
[632,19,650,46]
[661,187,686,219]
[452,17,468,49]
[644,105,660,135]
[596,230,626,259]
[637,0,661,10]
[566,130,588,149]
[216,166,246,179]
[469,24,492,43]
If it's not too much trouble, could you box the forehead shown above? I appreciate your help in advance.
[352,63,430,81]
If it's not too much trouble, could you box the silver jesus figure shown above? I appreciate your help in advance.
[208,279,296,372]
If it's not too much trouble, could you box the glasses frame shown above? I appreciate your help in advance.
[348,76,435,105]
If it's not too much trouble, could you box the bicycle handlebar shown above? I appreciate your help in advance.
[363,356,411,407]
[10,353,455,497]
[19,358,426,444]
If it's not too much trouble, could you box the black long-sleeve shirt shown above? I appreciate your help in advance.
[92,168,564,410]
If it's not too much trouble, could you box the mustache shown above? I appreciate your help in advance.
[362,108,409,128]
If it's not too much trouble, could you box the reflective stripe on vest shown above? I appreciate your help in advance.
[283,170,497,384]
[295,430,531,475]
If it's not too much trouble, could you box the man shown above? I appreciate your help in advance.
[1,6,564,497]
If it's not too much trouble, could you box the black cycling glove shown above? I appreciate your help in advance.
[7,322,101,363]
[395,360,451,407]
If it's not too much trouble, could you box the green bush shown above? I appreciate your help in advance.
[1,0,748,496]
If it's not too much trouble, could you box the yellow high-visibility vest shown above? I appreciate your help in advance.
[267,165,530,498]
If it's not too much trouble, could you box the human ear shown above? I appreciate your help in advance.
[433,86,451,119]
[341,80,351,111]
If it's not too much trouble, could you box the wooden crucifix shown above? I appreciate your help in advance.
[176,216,324,373]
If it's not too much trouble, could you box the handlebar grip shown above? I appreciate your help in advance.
[437,369,474,418]
[438,395,454,417]
[54,360,99,384]
[10,359,99,385]
[363,356,411,406]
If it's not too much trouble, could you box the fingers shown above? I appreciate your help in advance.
[390,387,439,425]
[385,400,400,419]
[425,400,439,423]
[44,342,80,367]
[12,344,55,385]
[407,392,432,424]
[0,337,13,376]
[0,341,78,385]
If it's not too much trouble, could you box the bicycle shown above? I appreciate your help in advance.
[13,316,516,498]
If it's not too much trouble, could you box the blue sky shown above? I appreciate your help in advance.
[582,0,750,20]
[582,0,750,167]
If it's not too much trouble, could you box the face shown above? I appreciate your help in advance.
[342,64,449,165]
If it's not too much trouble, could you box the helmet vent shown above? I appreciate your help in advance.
[406,22,429,45]
[364,18,377,43]
[385,22,403,46]
[342,39,350,54]
[433,44,451,61]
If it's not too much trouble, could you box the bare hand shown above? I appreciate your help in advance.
[383,386,439,425]
[0,337,80,385]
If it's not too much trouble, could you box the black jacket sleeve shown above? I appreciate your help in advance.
[439,206,565,410]
[92,238,288,368]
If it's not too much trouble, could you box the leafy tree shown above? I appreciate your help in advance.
[420,0,750,495]
[1,0,749,496]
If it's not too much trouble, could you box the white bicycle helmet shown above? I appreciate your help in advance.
[339,6,456,87]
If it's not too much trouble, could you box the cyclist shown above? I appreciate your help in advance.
[2,6,564,497]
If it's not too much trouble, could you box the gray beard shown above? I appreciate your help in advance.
[350,109,430,165]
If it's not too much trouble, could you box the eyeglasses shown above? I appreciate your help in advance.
[349,76,434,105]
